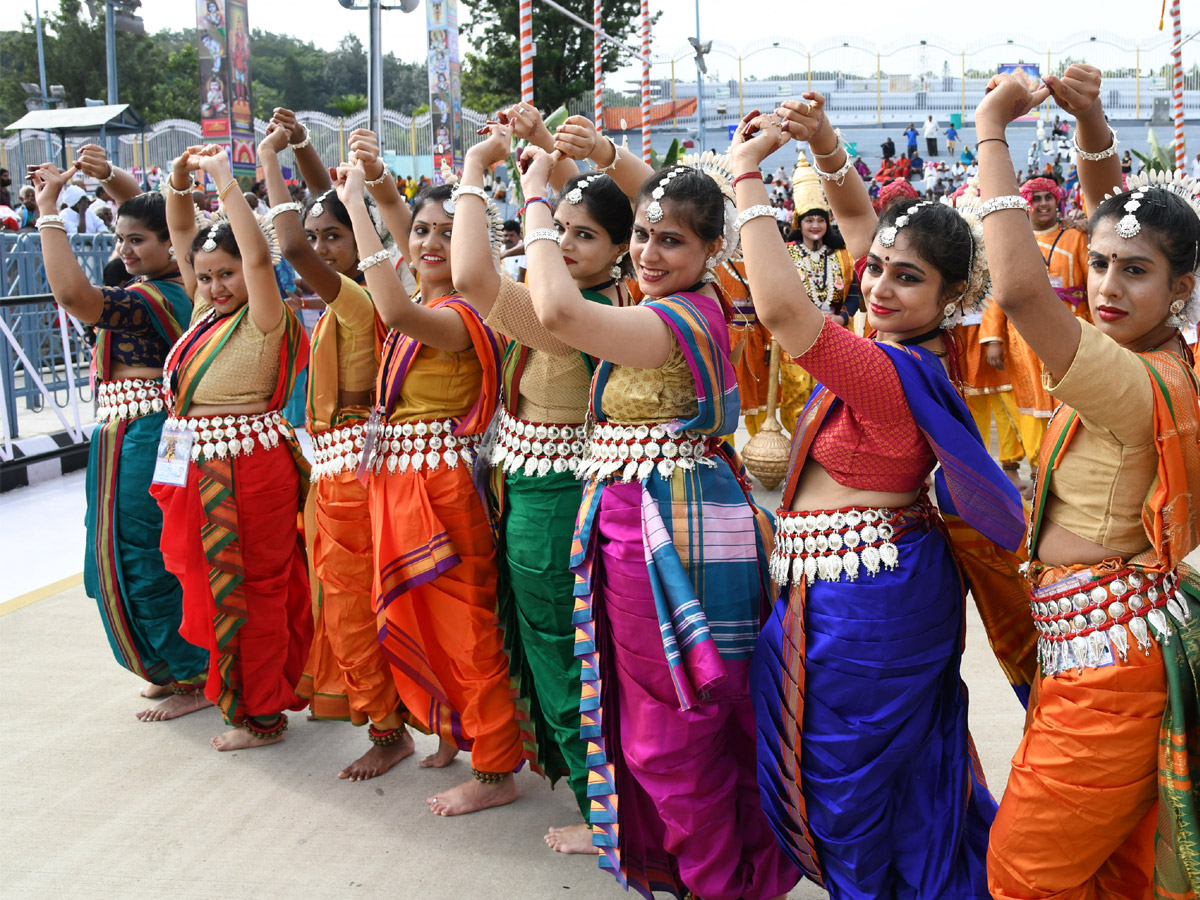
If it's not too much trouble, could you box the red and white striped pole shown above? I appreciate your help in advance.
[593,0,604,126]
[1172,0,1186,171]
[640,0,651,162]
[520,0,534,104]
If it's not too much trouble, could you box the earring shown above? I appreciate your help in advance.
[1166,298,1186,328]
[705,256,717,270]
[609,253,624,280]
[940,300,958,328]
[168,246,176,259]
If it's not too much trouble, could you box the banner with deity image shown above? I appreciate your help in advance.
[427,0,463,182]
[196,0,256,178]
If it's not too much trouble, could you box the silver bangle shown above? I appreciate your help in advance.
[98,164,118,185]
[734,205,778,232]
[810,129,844,160]
[596,136,620,174]
[267,201,304,220]
[815,155,854,187]
[36,214,65,226]
[365,170,391,187]
[1073,125,1118,162]
[979,195,1029,218]
[523,227,561,246]
[451,184,490,204]
[37,220,67,233]
[357,249,392,271]
[289,134,311,151]
[163,177,195,197]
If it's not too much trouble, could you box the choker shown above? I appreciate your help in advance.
[897,326,945,347]
[585,278,616,292]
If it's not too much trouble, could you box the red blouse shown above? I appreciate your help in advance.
[793,318,934,492]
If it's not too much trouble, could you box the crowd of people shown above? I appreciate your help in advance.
[27,59,1200,900]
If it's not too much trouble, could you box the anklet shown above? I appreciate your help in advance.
[472,768,507,785]
[244,714,288,740]
[169,681,204,695]
[368,724,406,746]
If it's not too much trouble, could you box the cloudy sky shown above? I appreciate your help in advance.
[12,0,1175,83]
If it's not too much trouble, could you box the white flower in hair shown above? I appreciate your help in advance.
[676,150,740,273]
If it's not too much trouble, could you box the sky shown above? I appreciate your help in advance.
[10,0,1174,83]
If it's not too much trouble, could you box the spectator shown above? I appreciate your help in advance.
[89,184,118,222]
[959,144,975,166]
[880,136,895,161]
[854,156,870,180]
[945,123,958,156]
[950,160,967,186]
[192,189,215,215]
[0,168,11,207]
[17,185,38,229]
[904,122,919,159]
[909,152,925,181]
[500,218,525,283]
[924,115,939,156]
[57,184,107,234]
[1120,151,1133,177]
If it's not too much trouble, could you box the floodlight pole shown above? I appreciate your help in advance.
[369,0,383,137]
[35,0,54,160]
[694,0,705,149]
[105,0,119,157]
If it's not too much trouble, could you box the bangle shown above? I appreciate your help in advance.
[979,195,1029,218]
[810,129,844,160]
[164,176,194,196]
[267,201,303,220]
[732,171,763,189]
[977,137,1009,148]
[357,249,391,271]
[596,136,620,174]
[289,134,311,151]
[451,184,490,204]
[365,169,391,187]
[523,227,561,246]
[98,164,118,184]
[217,180,238,202]
[36,214,65,226]
[814,154,854,187]
[37,220,67,233]
[734,204,778,231]
[520,196,553,215]
[1073,125,1119,161]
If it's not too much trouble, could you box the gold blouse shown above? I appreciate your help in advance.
[601,343,698,424]
[189,296,285,407]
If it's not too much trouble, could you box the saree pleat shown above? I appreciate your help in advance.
[297,471,398,724]
[752,524,996,900]
[498,467,588,813]
[85,412,207,684]
[371,464,525,774]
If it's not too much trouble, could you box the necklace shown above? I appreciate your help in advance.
[788,243,838,311]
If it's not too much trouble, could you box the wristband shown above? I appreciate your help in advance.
[451,184,490,204]
[357,249,392,271]
[732,171,763,189]
[267,201,304,221]
[978,195,1029,218]
[734,205,778,231]
[523,227,561,246]
[976,137,1009,148]
[520,196,553,215]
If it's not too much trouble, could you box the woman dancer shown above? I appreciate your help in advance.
[977,70,1200,899]
[451,114,621,852]
[257,113,412,780]
[536,120,801,899]
[334,158,529,816]
[31,157,208,718]
[734,100,1026,898]
[154,144,312,750]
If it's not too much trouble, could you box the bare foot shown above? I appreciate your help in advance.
[139,683,173,699]
[210,727,285,751]
[425,774,518,816]
[419,738,459,768]
[545,823,600,854]
[136,691,214,722]
[339,731,415,781]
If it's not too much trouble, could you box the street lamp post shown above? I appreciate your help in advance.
[336,0,419,138]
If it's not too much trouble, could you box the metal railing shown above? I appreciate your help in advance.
[0,233,109,460]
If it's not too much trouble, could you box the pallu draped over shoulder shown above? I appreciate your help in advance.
[751,321,1028,900]
[572,291,801,900]
[988,328,1200,900]
[85,278,208,687]
[486,280,615,817]
[369,294,532,776]
[151,301,312,726]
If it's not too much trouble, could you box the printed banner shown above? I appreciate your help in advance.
[427,0,463,182]
[196,0,256,178]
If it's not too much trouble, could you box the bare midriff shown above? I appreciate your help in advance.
[1035,520,1143,567]
[110,363,164,381]
[338,388,373,408]
[185,400,273,418]
[789,458,922,513]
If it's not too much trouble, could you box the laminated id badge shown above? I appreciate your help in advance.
[152,426,194,486]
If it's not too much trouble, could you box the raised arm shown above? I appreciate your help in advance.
[553,115,652,201]
[776,94,877,259]
[500,103,579,192]
[347,128,411,245]
[164,147,203,300]
[271,107,332,194]
[196,145,282,334]
[336,161,470,352]
[75,144,143,205]
[259,117,342,302]
[518,146,671,368]
[452,123,513,315]
[1042,65,1121,215]
[728,113,827,358]
[30,162,105,323]
[976,75,1080,381]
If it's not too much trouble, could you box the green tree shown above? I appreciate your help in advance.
[459,0,650,113]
